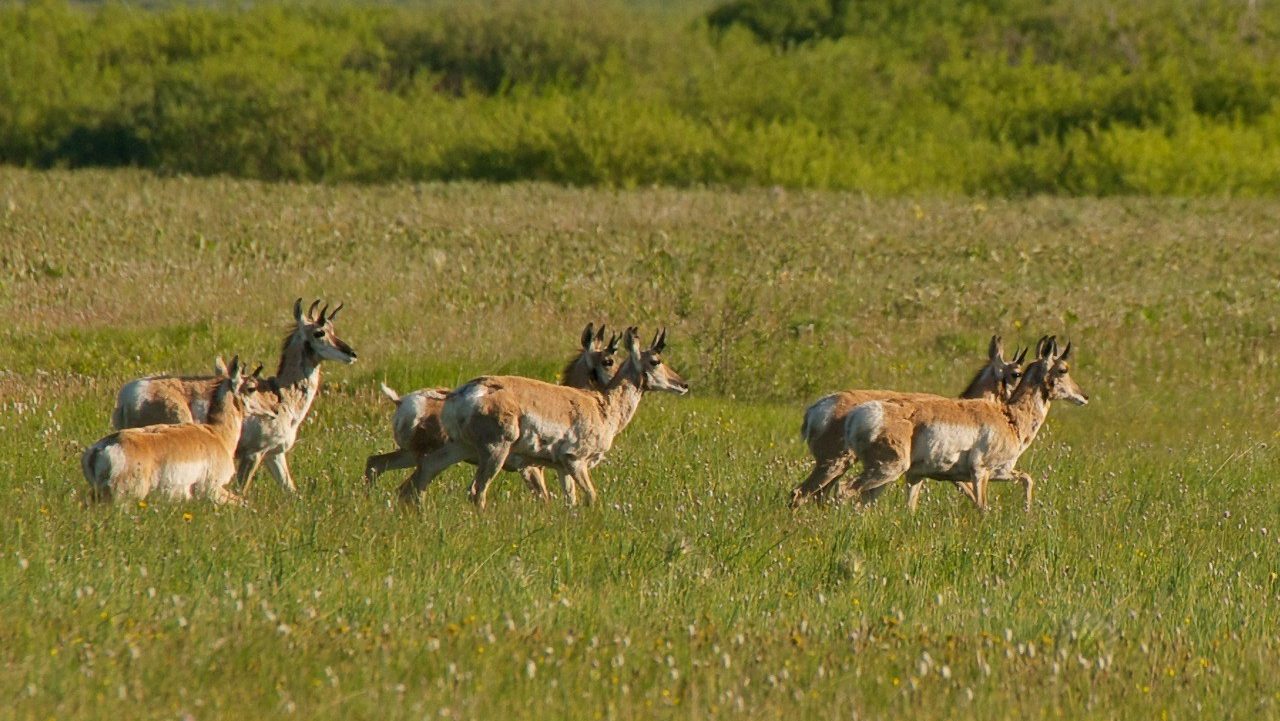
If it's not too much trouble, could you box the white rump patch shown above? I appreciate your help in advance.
[802,394,840,443]
[844,401,886,450]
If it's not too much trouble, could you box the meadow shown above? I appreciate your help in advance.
[1,167,1279,718]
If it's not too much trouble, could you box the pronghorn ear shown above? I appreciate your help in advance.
[227,355,243,383]
[214,355,228,376]
[293,298,305,324]
[654,327,668,353]
[581,322,595,350]
[988,335,1003,361]
[1059,341,1073,362]
[1046,336,1060,359]
[624,327,642,357]
[1035,335,1051,359]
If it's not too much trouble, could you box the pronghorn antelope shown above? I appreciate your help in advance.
[364,323,620,499]
[789,336,1026,508]
[83,356,254,504]
[111,299,358,493]
[840,337,1088,512]
[397,327,688,509]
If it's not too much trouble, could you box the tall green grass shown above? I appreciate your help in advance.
[1,169,1278,718]
[4,0,1280,193]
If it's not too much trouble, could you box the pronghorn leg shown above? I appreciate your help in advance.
[952,481,978,503]
[364,449,418,487]
[568,462,598,506]
[1012,470,1035,511]
[235,452,265,493]
[789,455,852,508]
[263,452,297,494]
[906,475,925,513]
[972,471,992,512]
[521,466,550,500]
[468,443,512,510]
[558,468,578,507]
[211,486,248,506]
[836,456,907,506]
[399,442,470,505]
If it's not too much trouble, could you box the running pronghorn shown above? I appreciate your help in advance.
[83,356,255,504]
[364,323,620,499]
[840,336,1088,512]
[111,299,358,493]
[789,336,1026,508]
[397,327,688,509]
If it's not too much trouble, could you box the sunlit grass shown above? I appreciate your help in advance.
[1,169,1278,719]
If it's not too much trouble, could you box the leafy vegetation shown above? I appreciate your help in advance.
[1,169,1278,718]
[3,0,1280,193]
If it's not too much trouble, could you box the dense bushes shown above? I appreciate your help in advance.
[2,0,1280,194]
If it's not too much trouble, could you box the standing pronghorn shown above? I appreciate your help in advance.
[398,327,689,509]
[840,337,1088,512]
[789,336,1026,508]
[83,356,255,504]
[111,299,358,493]
[365,323,620,499]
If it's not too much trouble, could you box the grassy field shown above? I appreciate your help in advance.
[1,168,1278,719]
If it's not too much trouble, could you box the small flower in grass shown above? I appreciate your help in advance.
[182,512,193,522]
[137,500,148,510]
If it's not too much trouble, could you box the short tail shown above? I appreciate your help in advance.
[380,382,401,405]
[110,403,125,431]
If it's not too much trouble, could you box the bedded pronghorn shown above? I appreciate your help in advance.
[789,336,1026,508]
[83,356,255,504]
[397,327,688,509]
[111,299,358,494]
[364,323,620,499]
[839,337,1088,512]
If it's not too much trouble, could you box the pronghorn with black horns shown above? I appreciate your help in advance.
[790,336,1026,508]
[840,336,1088,512]
[398,327,689,509]
[84,356,255,504]
[111,299,358,493]
[365,323,621,499]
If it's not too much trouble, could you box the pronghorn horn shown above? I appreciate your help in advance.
[1059,341,1073,361]
[1047,336,1060,359]
[595,324,607,343]
[606,333,620,353]
[327,302,343,321]
[307,299,322,321]
[318,303,330,323]
[251,363,264,378]
[581,322,595,349]
[1014,346,1028,364]
[654,327,667,352]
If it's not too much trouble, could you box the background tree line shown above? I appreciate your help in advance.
[3,0,1279,194]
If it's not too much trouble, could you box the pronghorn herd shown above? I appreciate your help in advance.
[80,299,1088,513]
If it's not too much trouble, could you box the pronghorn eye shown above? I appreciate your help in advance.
[312,330,325,339]
[649,358,660,367]
[603,358,614,367]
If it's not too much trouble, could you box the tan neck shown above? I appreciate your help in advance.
[1004,387,1051,449]
[271,332,323,419]
[205,384,246,451]
[595,362,646,441]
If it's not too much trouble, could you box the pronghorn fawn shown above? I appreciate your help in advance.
[83,356,255,504]
[112,299,358,494]
[789,336,1026,508]
[398,327,688,509]
[364,323,621,499]
[840,336,1088,512]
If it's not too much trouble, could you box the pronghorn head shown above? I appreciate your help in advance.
[621,326,689,395]
[294,298,358,364]
[989,335,1028,401]
[1012,336,1089,406]
[563,322,621,389]
[212,355,255,417]
[216,356,277,417]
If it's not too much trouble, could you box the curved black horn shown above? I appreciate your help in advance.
[307,299,322,322]
[595,324,607,343]
[1059,341,1073,361]
[328,302,344,321]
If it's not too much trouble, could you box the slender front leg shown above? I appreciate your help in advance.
[521,466,550,501]
[973,471,991,512]
[235,452,265,493]
[566,460,598,507]
[263,452,298,494]
[1012,470,1035,511]
[906,476,924,513]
